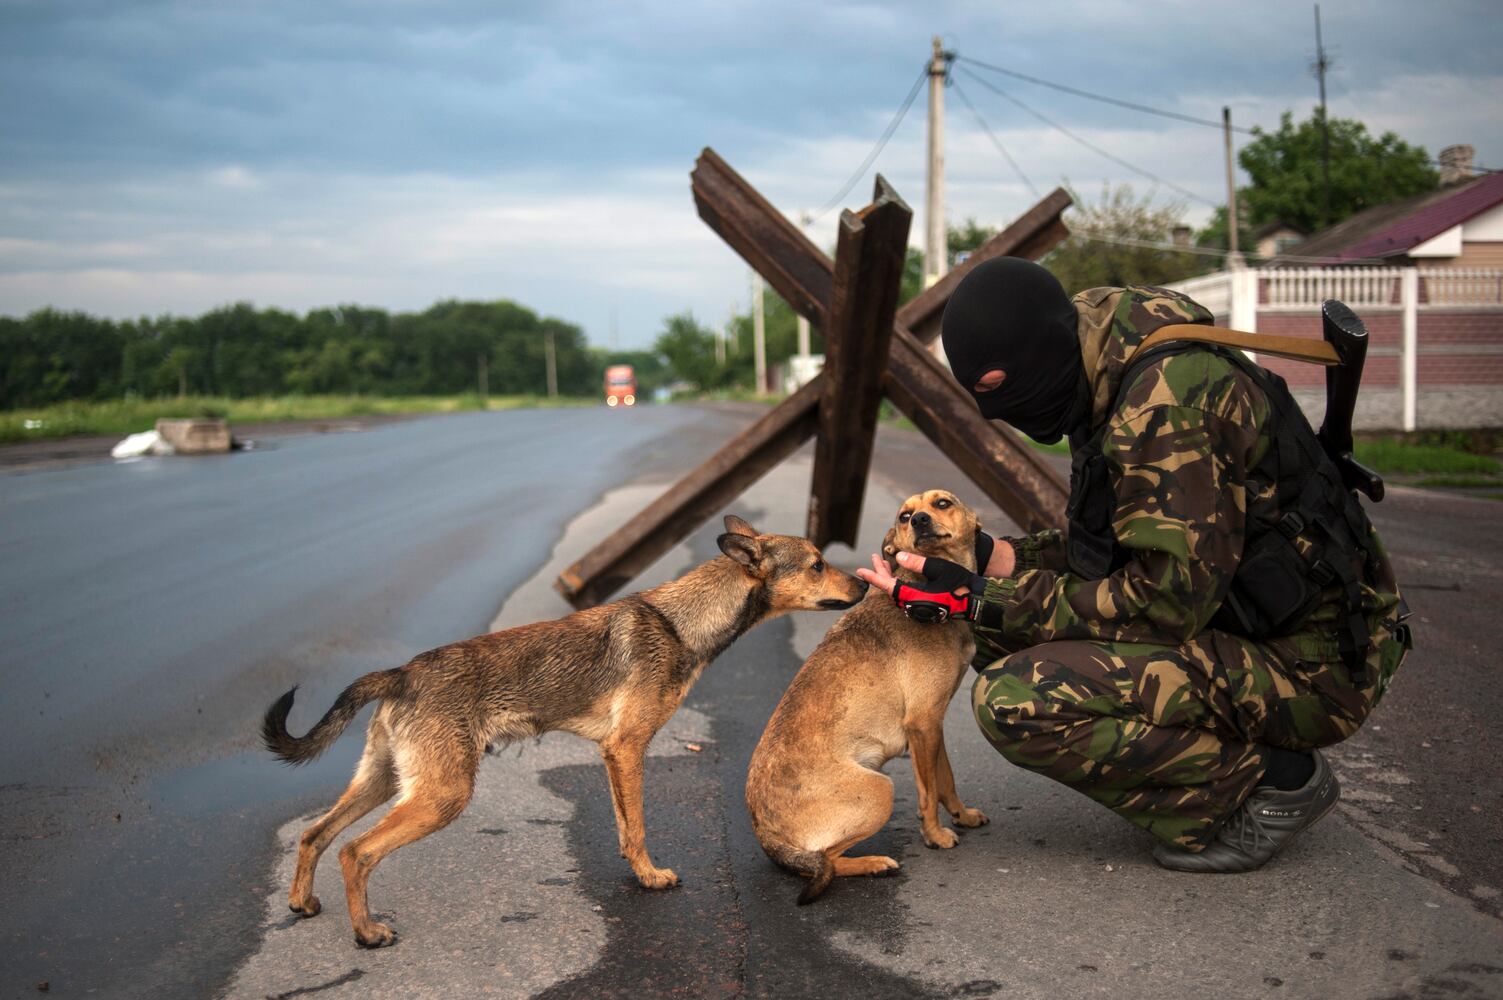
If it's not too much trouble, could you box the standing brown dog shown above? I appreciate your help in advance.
[745,490,989,904]
[262,515,867,948]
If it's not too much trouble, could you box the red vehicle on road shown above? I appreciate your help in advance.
[604,365,637,407]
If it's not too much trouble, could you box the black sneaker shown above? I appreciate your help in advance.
[1152,749,1339,873]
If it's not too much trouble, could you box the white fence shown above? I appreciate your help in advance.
[1179,266,1503,312]
[1262,267,1404,309]
[1422,268,1503,306]
[1165,265,1503,431]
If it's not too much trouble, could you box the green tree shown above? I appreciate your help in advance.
[2,297,601,409]
[948,219,997,257]
[653,312,723,391]
[1044,183,1200,292]
[1207,110,1438,241]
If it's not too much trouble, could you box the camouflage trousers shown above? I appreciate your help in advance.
[971,627,1406,851]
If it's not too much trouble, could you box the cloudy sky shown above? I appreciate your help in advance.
[2,0,1499,348]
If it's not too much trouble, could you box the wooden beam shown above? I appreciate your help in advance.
[807,178,912,548]
[554,377,822,609]
[896,187,1074,345]
[691,148,833,328]
[693,152,1068,530]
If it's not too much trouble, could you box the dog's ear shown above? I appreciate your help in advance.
[723,514,757,538]
[718,531,763,569]
[881,526,899,574]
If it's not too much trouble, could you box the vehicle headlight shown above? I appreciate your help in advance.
[606,396,618,406]
[624,394,635,406]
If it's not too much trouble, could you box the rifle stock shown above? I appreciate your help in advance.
[1317,299,1385,502]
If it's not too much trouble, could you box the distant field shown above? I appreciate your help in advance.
[0,394,597,444]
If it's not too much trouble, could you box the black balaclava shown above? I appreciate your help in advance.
[940,256,1089,444]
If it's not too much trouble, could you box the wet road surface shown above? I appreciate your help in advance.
[2,404,1499,999]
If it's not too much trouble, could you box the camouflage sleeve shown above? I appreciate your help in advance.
[971,402,1258,648]
[999,529,1068,573]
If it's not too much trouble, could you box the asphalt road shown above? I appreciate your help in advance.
[1,404,1499,1000]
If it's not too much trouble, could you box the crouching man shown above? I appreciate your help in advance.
[857,258,1411,871]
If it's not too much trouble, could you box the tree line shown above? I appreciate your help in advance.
[0,299,620,409]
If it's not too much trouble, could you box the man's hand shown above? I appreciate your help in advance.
[856,550,919,596]
[857,552,986,624]
[856,543,1014,595]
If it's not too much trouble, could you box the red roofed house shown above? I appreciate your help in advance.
[1169,146,1503,431]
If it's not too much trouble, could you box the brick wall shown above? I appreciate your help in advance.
[1255,309,1503,390]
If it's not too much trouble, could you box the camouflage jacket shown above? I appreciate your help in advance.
[971,285,1403,666]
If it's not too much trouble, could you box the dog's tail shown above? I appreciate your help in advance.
[795,851,836,906]
[261,669,406,765]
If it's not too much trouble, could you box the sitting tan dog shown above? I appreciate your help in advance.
[745,490,989,904]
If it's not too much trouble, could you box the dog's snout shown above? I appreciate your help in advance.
[910,511,932,530]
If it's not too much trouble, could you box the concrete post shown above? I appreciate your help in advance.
[1401,267,1419,431]
[1223,106,1240,261]
[797,211,812,358]
[752,271,767,394]
[544,330,558,398]
[923,36,947,289]
[1230,267,1259,334]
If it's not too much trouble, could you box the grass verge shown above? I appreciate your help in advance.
[1353,437,1500,477]
[0,394,596,444]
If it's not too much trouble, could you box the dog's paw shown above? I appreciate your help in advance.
[841,855,900,876]
[923,827,959,850]
[289,895,321,918]
[954,807,989,828]
[636,866,680,890]
[354,922,397,949]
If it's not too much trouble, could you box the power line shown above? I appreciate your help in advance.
[811,63,928,221]
[957,66,1217,207]
[957,52,1498,175]
[1070,228,1391,266]
[950,74,1040,199]
[956,54,1257,135]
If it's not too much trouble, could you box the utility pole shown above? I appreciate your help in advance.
[796,210,812,358]
[1223,106,1242,267]
[544,329,558,398]
[609,306,618,352]
[1314,3,1332,229]
[478,352,489,400]
[752,271,767,394]
[923,35,950,290]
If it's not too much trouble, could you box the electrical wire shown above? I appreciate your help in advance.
[957,66,1217,207]
[1069,229,1393,266]
[950,74,1040,199]
[811,63,929,221]
[957,53,1497,175]
[957,54,1255,134]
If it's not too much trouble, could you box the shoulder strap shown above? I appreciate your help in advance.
[1126,323,1341,369]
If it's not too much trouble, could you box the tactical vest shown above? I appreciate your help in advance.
[1065,342,1380,680]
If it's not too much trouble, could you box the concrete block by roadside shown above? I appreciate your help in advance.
[155,418,231,454]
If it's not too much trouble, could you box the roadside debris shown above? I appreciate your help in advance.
[111,419,234,459]
[154,418,231,454]
[111,430,171,459]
